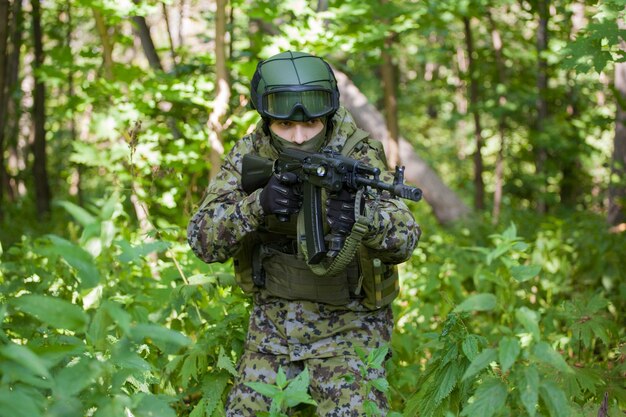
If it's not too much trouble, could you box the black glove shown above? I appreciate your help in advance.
[326,189,358,234]
[259,173,301,217]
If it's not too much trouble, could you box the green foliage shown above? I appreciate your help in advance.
[563,0,626,73]
[2,0,626,416]
[244,367,317,417]
[0,192,249,417]
[351,345,396,417]
[393,215,625,416]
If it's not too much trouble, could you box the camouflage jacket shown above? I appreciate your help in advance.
[187,107,420,360]
[188,107,419,265]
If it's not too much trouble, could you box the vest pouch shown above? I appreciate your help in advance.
[262,250,351,305]
[358,246,400,310]
[233,234,261,294]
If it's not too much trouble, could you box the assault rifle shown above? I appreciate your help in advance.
[241,147,422,265]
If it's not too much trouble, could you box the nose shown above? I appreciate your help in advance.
[291,125,309,144]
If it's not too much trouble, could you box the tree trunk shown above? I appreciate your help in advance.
[32,0,51,218]
[463,16,485,211]
[131,9,182,140]
[208,0,229,178]
[453,44,469,158]
[334,68,471,224]
[487,10,508,224]
[535,0,549,214]
[560,3,585,207]
[0,0,9,217]
[178,0,186,49]
[93,8,114,79]
[424,32,441,119]
[380,0,399,169]
[131,14,163,71]
[4,0,22,202]
[67,1,82,205]
[608,18,626,226]
[161,2,178,67]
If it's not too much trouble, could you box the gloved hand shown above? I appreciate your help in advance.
[259,172,301,217]
[326,188,358,234]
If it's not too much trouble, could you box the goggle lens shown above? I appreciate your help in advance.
[263,89,335,120]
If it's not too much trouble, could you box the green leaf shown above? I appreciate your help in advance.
[539,381,570,417]
[103,301,132,334]
[187,274,216,286]
[276,366,288,389]
[368,345,389,369]
[189,399,205,417]
[269,391,286,415]
[462,334,481,361]
[11,295,89,332]
[363,400,381,416]
[132,393,177,417]
[55,200,97,226]
[93,395,130,417]
[510,265,541,282]
[371,377,390,393]
[201,373,230,417]
[462,348,496,381]
[533,342,573,374]
[101,191,122,220]
[217,347,238,377]
[498,337,521,374]
[434,362,462,405]
[519,367,539,417]
[454,293,497,313]
[460,378,508,417]
[515,307,541,341]
[283,391,317,408]
[112,346,153,372]
[0,387,44,417]
[45,235,101,289]
[131,324,191,351]
[245,381,281,398]
[285,367,311,395]
[0,344,51,378]
[501,223,518,241]
[181,350,202,386]
[54,357,102,397]
[117,240,171,263]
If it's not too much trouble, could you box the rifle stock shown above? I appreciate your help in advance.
[241,154,274,194]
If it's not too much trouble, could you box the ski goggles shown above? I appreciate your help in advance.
[259,86,339,120]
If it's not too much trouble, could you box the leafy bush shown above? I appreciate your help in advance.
[392,217,625,417]
[0,193,248,417]
[1,200,624,417]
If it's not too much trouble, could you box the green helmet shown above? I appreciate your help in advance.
[250,51,340,122]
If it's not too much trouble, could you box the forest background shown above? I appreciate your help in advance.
[0,0,625,416]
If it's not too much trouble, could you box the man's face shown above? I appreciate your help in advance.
[269,118,324,144]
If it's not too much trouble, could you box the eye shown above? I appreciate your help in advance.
[273,120,293,128]
[306,118,321,126]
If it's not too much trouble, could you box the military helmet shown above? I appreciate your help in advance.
[250,51,340,122]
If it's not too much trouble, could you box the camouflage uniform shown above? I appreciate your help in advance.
[188,107,419,416]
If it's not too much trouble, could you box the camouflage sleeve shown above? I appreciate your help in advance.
[187,137,264,263]
[349,140,421,264]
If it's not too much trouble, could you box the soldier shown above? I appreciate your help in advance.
[188,51,420,416]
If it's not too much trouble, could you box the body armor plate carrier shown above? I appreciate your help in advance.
[232,129,400,310]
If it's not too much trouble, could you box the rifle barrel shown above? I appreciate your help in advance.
[356,177,422,201]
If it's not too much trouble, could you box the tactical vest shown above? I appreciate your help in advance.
[232,128,400,310]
